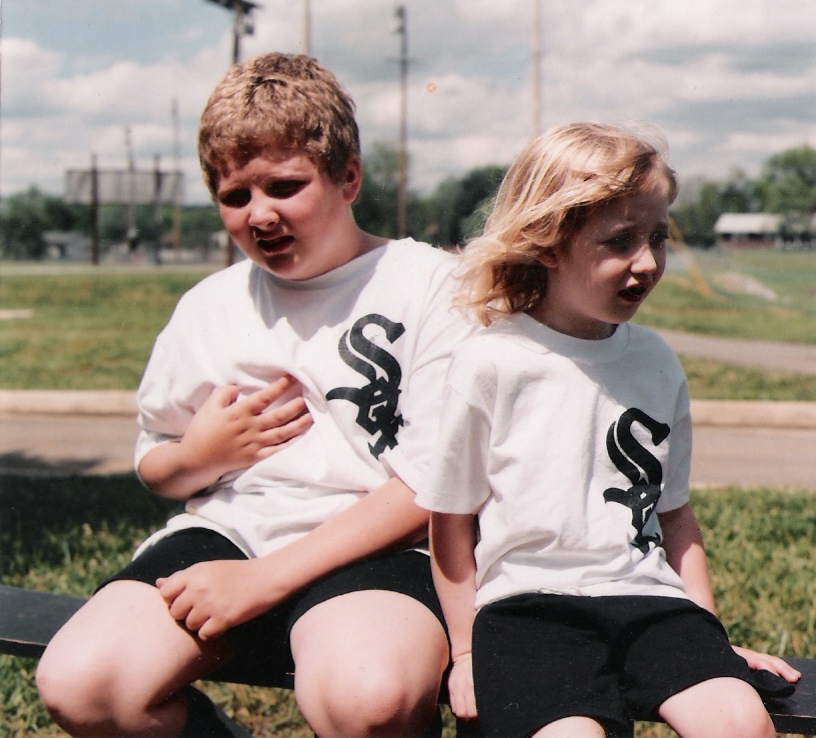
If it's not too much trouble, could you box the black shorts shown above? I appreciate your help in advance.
[100,527,444,687]
[471,593,779,738]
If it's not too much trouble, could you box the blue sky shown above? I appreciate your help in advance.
[2,0,815,205]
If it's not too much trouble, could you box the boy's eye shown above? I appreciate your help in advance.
[218,188,250,208]
[268,180,306,198]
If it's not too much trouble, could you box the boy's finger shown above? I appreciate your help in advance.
[245,375,299,412]
[258,413,313,449]
[260,397,309,428]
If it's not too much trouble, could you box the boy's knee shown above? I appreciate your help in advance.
[37,642,129,731]
[297,666,437,738]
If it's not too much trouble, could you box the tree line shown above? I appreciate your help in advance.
[2,143,814,260]
[671,145,816,247]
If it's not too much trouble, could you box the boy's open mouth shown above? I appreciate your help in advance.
[257,235,294,255]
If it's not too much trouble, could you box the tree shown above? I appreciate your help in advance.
[429,165,505,247]
[354,142,400,238]
[757,145,816,215]
[0,187,79,259]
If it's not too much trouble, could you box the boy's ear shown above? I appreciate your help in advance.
[340,157,363,203]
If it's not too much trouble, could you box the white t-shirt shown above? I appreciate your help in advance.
[134,239,473,559]
[415,313,692,609]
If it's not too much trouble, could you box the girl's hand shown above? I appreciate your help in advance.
[156,558,286,640]
[179,376,312,479]
[448,652,478,720]
[733,645,801,683]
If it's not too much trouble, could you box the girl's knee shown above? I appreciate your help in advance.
[659,677,775,738]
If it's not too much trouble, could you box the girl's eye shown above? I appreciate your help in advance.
[650,230,669,249]
[218,189,250,208]
[268,180,306,198]
[605,234,633,252]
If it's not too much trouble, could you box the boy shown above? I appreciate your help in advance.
[37,53,472,738]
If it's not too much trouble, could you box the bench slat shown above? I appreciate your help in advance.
[2,585,815,734]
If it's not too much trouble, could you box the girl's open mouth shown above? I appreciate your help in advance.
[618,284,648,303]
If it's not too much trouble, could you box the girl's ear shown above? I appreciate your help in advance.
[536,245,559,269]
[340,157,363,203]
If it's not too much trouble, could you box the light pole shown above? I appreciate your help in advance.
[204,0,259,65]
[394,5,408,239]
[532,0,542,137]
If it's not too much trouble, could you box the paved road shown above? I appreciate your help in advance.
[1,410,814,491]
[656,329,816,375]
[0,329,814,490]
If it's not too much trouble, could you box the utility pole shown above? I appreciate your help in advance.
[303,0,311,55]
[171,98,182,254]
[205,0,259,265]
[531,0,542,137]
[394,5,408,239]
[90,154,100,266]
[125,126,138,254]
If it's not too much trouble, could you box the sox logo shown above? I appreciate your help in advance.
[326,314,406,459]
[603,408,671,554]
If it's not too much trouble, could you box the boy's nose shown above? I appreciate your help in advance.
[248,198,280,229]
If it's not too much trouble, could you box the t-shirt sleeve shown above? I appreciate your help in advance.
[133,297,216,469]
[380,259,476,494]
[414,348,493,514]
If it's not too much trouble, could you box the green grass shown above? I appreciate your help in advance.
[636,248,816,345]
[681,356,816,401]
[0,267,212,390]
[1,249,815,397]
[1,475,814,737]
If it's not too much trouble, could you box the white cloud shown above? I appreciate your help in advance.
[1,0,815,205]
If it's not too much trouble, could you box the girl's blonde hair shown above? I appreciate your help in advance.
[458,122,677,325]
[198,53,360,197]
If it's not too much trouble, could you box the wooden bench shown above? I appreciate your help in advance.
[2,584,815,736]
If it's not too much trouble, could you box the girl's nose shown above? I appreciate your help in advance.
[631,244,658,273]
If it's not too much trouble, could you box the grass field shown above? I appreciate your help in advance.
[1,474,814,738]
[1,247,815,397]
[1,248,815,736]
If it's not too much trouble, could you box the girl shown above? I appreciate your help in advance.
[416,123,800,738]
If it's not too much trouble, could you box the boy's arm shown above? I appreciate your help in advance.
[158,474,431,638]
[659,503,800,682]
[139,376,312,500]
[429,511,479,720]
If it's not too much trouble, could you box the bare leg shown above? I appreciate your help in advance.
[36,580,229,738]
[658,677,775,738]
[530,716,606,738]
[290,590,448,738]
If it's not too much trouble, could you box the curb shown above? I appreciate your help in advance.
[0,390,137,416]
[689,400,816,430]
[2,391,816,429]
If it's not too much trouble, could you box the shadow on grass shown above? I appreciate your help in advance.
[0,472,181,578]
[0,451,103,476]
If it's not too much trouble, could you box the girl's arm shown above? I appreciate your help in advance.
[659,503,800,682]
[158,474,431,639]
[658,502,715,612]
[429,511,479,720]
[139,376,312,500]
